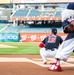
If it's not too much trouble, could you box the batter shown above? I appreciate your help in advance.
[48,2,74,71]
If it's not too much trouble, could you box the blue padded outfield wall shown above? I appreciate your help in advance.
[0,32,20,42]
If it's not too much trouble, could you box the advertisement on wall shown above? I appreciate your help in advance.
[0,0,10,4]
[0,32,67,42]
[12,0,74,3]
[20,33,67,42]
[0,33,20,42]
[0,0,74,4]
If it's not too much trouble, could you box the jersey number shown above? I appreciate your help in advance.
[48,37,56,43]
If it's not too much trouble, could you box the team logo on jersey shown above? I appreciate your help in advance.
[68,17,74,25]
[48,35,56,43]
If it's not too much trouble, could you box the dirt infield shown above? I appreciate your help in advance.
[0,55,74,75]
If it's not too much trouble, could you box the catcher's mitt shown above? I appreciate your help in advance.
[64,24,74,33]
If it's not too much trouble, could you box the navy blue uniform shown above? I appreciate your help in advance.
[39,28,63,64]
[42,34,63,50]
[48,2,74,71]
[65,32,74,40]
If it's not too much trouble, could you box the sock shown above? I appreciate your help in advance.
[55,58,60,65]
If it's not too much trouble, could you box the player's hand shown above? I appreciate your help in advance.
[39,42,45,48]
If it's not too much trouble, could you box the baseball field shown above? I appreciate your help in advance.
[0,42,74,75]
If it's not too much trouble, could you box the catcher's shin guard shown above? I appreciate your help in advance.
[48,63,62,71]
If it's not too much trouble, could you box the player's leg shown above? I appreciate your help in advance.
[48,38,74,71]
[55,38,74,61]
[40,48,47,64]
[40,48,57,64]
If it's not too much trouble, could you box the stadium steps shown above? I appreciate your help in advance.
[11,8,42,18]
[0,24,9,32]
[28,9,41,17]
[17,25,25,32]
[11,9,29,18]
[2,25,23,32]
[26,9,32,17]
[54,11,62,17]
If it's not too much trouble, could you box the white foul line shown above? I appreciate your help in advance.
[0,57,74,67]
[0,57,45,67]
[27,58,46,67]
[0,57,29,62]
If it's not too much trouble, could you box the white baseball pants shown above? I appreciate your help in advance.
[40,48,57,63]
[55,38,74,61]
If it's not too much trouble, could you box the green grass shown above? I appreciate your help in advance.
[0,42,40,54]
[0,42,74,56]
[0,24,6,30]
[72,52,74,56]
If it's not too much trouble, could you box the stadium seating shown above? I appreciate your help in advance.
[11,8,42,18]
[0,24,7,31]
[12,9,29,17]
[2,25,23,32]
[28,9,41,17]
[56,27,63,33]
[19,27,51,33]
[55,11,62,17]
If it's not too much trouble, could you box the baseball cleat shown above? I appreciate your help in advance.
[48,63,62,71]
[43,61,47,64]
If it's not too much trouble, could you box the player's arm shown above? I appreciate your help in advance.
[62,19,74,33]
[39,42,45,48]
[60,37,63,44]
[39,38,46,48]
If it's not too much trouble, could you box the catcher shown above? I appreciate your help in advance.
[39,28,63,64]
[48,2,74,71]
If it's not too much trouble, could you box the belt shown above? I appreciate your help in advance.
[45,48,57,51]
